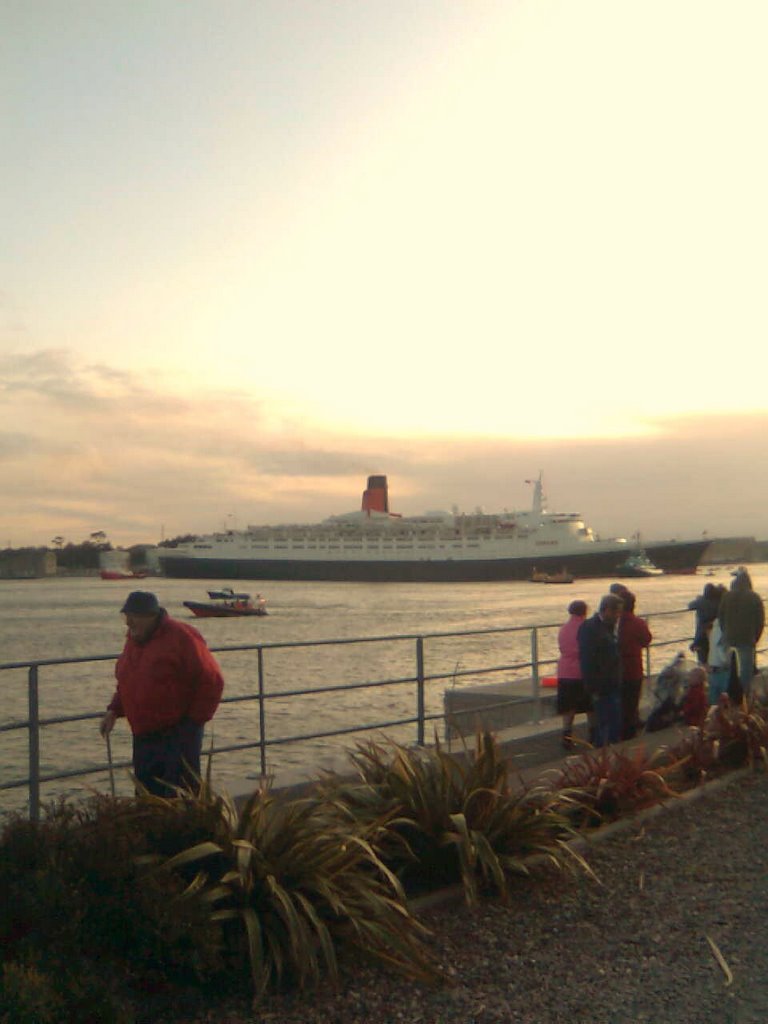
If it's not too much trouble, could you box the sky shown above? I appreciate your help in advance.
[3,0,768,548]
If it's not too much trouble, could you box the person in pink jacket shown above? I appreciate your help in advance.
[556,599,595,749]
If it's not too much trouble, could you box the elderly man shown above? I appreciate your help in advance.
[100,591,224,795]
[578,593,623,747]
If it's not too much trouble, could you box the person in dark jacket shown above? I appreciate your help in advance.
[687,583,721,664]
[718,568,765,698]
[100,591,224,795]
[578,594,623,747]
[617,591,652,740]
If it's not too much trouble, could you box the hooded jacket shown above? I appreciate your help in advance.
[719,571,765,648]
[109,612,224,736]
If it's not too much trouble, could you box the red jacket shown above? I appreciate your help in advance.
[109,614,224,736]
[682,682,708,727]
[618,612,652,682]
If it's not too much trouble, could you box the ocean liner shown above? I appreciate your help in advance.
[157,475,710,583]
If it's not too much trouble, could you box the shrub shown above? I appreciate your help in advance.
[707,695,768,769]
[0,961,63,1024]
[138,780,440,1002]
[320,731,585,904]
[0,956,131,1024]
[666,727,721,786]
[546,743,683,827]
[0,794,227,987]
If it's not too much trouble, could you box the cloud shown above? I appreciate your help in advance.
[0,431,38,458]
[1,348,767,546]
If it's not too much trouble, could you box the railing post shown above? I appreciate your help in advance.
[28,665,40,823]
[645,615,653,680]
[530,627,541,723]
[257,647,267,779]
[416,636,425,746]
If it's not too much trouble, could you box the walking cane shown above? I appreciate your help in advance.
[106,731,116,798]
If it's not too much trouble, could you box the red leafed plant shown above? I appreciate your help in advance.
[706,694,768,769]
[544,743,683,828]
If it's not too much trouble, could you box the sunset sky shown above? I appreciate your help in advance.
[3,1,768,548]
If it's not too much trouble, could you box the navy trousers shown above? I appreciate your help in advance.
[132,718,204,796]
[593,692,622,747]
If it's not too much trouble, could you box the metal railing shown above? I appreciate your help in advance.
[1,605,758,821]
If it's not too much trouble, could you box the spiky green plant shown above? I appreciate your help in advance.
[138,779,440,1002]
[319,730,586,904]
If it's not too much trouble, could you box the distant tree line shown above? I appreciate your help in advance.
[3,530,199,569]
[53,539,113,571]
[0,532,114,571]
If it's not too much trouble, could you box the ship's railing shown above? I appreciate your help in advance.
[2,607,764,821]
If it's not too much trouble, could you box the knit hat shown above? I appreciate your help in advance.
[120,591,161,615]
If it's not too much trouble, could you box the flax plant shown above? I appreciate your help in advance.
[545,743,683,827]
[706,694,768,768]
[138,778,439,1002]
[320,730,586,905]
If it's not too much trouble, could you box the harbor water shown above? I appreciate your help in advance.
[2,567,765,814]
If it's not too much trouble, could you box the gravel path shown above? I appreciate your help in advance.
[156,771,768,1024]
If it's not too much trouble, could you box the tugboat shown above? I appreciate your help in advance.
[615,553,664,578]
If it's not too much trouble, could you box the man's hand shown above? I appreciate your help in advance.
[100,709,117,738]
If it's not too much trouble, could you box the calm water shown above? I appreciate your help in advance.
[2,567,764,814]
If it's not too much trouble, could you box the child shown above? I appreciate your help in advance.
[682,666,709,727]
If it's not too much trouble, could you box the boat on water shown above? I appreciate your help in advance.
[100,570,148,581]
[615,553,664,578]
[530,567,574,584]
[183,591,268,618]
[158,474,711,583]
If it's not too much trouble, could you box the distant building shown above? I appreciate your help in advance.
[0,549,57,579]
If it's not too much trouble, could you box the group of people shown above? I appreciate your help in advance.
[688,568,765,704]
[556,585,651,749]
[557,566,765,750]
